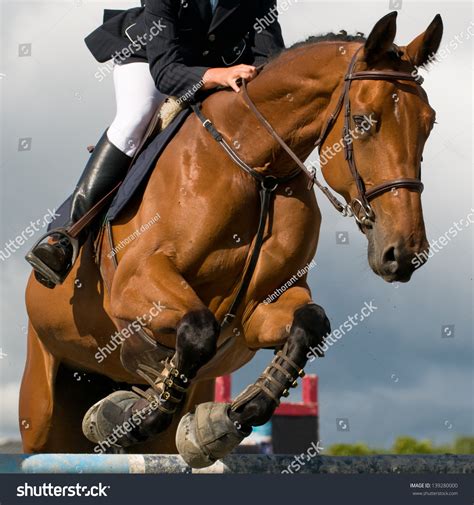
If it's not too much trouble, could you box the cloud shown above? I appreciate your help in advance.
[319,364,473,447]
[0,1,472,450]
[0,382,20,439]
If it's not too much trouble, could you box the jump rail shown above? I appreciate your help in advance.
[1,454,473,474]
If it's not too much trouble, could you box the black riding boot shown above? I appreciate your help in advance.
[25,131,132,288]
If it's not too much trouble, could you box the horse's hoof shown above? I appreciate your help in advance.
[82,390,140,447]
[176,402,250,469]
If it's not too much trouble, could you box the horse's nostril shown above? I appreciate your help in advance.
[382,246,399,274]
[383,246,396,263]
[377,243,419,282]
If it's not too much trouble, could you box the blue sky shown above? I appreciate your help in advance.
[0,0,472,448]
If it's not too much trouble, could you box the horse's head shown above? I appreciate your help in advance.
[321,12,443,282]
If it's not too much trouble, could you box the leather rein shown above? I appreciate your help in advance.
[241,45,425,227]
[191,45,425,326]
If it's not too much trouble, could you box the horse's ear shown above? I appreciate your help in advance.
[403,14,443,68]
[363,12,398,64]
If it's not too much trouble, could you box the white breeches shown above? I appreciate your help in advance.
[107,62,164,157]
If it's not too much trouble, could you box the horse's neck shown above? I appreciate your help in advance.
[214,44,351,179]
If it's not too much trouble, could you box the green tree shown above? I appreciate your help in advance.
[392,436,433,454]
[453,436,474,454]
[325,436,474,455]
[327,443,376,456]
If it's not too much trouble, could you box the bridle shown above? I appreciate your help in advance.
[239,44,425,228]
[190,44,426,326]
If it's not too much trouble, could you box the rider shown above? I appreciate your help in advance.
[26,0,285,288]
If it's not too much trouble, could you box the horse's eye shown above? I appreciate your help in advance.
[352,115,367,128]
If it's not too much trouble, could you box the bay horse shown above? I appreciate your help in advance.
[21,12,442,466]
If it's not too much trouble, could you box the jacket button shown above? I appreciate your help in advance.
[202,50,210,56]
[208,34,216,42]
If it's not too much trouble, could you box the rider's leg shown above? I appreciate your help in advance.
[107,62,164,157]
[26,62,164,288]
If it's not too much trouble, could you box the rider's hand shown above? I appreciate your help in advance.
[202,65,258,92]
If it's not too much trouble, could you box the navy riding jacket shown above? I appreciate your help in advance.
[85,0,285,99]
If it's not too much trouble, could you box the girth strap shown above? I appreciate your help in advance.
[221,179,275,328]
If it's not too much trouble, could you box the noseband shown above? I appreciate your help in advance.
[240,45,425,228]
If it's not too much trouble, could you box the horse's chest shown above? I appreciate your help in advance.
[186,194,319,299]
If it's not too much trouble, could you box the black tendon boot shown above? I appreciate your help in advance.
[25,131,132,288]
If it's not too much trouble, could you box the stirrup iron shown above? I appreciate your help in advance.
[25,228,80,286]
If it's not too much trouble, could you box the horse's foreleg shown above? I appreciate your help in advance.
[175,285,330,468]
[127,307,219,440]
[229,297,330,429]
[82,251,219,448]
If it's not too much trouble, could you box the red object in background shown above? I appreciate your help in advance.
[214,374,318,416]
[216,374,320,454]
[214,374,232,403]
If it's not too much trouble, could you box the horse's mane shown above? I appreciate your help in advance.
[288,31,367,50]
[262,31,367,69]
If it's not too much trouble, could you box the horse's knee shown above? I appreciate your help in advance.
[290,303,330,351]
[175,308,219,377]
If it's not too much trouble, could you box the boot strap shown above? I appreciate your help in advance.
[132,358,190,415]
[231,342,305,410]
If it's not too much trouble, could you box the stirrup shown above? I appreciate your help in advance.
[25,228,80,286]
